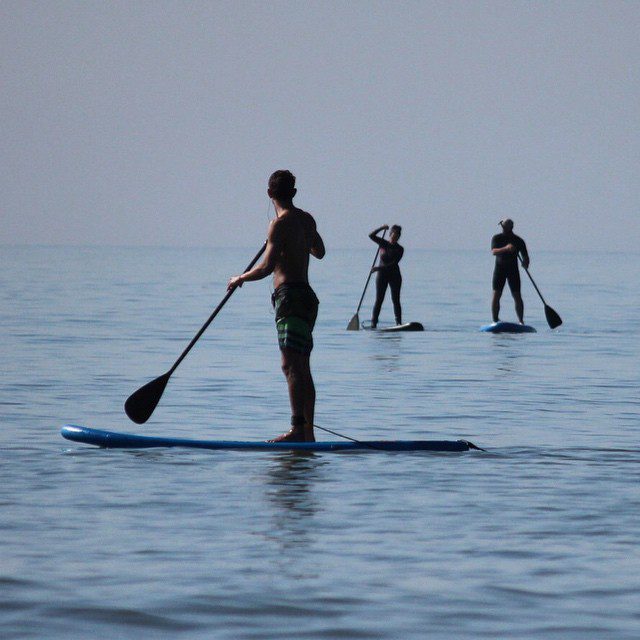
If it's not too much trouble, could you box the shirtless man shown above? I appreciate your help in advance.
[491,219,529,324]
[227,170,325,442]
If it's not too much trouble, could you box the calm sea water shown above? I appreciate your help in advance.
[1,245,639,639]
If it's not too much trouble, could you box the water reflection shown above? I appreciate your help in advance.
[368,333,403,371]
[491,337,526,375]
[261,453,327,554]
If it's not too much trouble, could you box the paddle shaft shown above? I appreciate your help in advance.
[354,229,387,315]
[517,254,549,305]
[168,242,267,376]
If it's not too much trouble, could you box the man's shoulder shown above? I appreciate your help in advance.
[272,208,317,235]
[293,207,317,229]
[294,207,315,220]
[277,207,314,219]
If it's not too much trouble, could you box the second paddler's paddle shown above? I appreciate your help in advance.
[499,221,562,329]
[347,228,387,330]
[125,241,267,424]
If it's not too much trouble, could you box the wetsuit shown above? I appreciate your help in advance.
[371,239,404,327]
[491,232,528,293]
[271,283,319,355]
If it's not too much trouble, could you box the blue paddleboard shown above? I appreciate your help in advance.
[480,321,536,334]
[61,425,477,452]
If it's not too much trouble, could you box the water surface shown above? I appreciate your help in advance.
[1,246,639,639]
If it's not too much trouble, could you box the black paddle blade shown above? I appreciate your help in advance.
[545,305,562,329]
[124,372,171,424]
[346,313,360,331]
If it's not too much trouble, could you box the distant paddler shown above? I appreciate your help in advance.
[491,219,529,324]
[227,170,325,442]
[369,224,404,329]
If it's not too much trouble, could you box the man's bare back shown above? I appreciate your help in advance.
[228,205,324,291]
[270,207,324,289]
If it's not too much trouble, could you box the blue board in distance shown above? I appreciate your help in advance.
[480,321,536,333]
[61,425,476,453]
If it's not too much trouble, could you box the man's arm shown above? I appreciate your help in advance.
[491,236,517,256]
[492,245,516,256]
[227,221,282,290]
[491,234,511,256]
[310,227,325,259]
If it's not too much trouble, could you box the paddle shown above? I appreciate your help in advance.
[498,221,562,329]
[346,228,387,330]
[518,257,562,329]
[124,242,267,424]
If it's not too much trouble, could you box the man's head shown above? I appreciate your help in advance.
[268,170,297,202]
[390,225,402,241]
[500,218,514,233]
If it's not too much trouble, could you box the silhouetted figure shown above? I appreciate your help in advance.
[491,219,529,324]
[369,224,404,328]
[228,171,325,442]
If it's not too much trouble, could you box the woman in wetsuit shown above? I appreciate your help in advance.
[369,224,404,328]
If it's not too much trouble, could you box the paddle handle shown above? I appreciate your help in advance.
[355,229,387,314]
[168,242,267,376]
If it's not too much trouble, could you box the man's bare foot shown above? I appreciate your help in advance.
[267,428,306,443]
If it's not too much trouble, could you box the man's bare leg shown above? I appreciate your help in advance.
[491,290,501,323]
[269,348,313,442]
[301,356,315,442]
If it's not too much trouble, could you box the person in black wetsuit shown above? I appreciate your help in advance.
[369,224,404,328]
[491,218,530,324]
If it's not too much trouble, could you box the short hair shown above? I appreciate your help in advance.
[390,225,402,235]
[268,170,296,200]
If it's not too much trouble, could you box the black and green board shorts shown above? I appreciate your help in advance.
[271,283,319,355]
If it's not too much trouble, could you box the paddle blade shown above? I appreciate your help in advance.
[124,372,171,424]
[346,313,360,331]
[544,305,562,329]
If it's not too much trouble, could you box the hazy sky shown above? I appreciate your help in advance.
[2,1,638,250]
